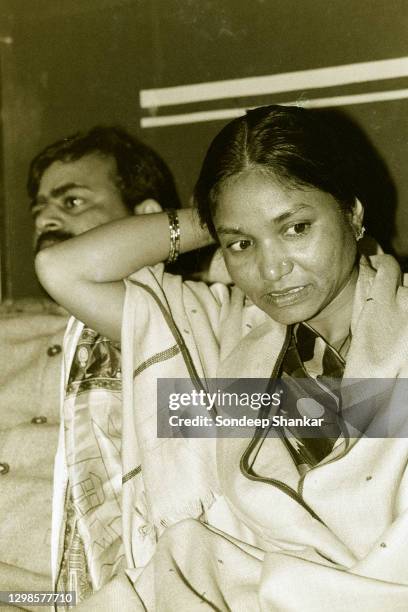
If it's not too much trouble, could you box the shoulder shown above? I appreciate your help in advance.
[0,298,68,346]
[126,263,234,310]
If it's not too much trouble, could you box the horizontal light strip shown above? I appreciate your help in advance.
[140,87,408,128]
[140,57,408,109]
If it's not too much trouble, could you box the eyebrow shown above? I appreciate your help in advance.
[216,204,313,235]
[32,182,91,207]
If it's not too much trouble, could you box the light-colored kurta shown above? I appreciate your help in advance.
[0,299,67,599]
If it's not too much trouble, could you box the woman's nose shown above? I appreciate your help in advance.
[260,249,294,282]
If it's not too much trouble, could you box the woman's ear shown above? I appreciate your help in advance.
[351,198,364,232]
[133,199,163,216]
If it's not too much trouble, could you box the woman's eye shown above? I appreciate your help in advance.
[284,222,311,237]
[64,196,84,210]
[228,239,252,252]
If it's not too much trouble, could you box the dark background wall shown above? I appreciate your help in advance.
[0,0,407,298]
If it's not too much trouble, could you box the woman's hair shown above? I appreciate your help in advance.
[194,105,360,239]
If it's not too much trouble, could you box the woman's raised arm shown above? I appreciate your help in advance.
[35,209,212,341]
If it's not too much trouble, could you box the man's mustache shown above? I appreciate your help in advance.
[35,230,74,254]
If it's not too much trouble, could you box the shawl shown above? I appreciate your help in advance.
[121,254,408,609]
[121,264,268,573]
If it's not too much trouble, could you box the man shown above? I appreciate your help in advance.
[0,126,181,603]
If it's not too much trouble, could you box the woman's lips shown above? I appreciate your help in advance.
[263,284,312,307]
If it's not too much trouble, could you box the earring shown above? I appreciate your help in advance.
[356,226,366,241]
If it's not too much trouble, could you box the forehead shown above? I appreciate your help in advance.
[215,170,337,224]
[38,153,118,195]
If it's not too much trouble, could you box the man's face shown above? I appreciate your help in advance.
[32,153,129,252]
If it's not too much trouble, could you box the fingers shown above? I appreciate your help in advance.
[368,255,402,304]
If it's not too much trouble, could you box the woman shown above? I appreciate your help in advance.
[37,106,408,610]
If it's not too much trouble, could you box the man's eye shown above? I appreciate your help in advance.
[284,222,311,237]
[228,239,252,252]
[64,196,84,210]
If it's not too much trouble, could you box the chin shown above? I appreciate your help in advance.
[261,301,321,326]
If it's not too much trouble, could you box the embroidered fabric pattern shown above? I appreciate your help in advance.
[57,495,93,607]
[66,328,121,396]
[59,327,125,603]
[133,343,181,378]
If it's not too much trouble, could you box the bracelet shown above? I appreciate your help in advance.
[165,209,180,264]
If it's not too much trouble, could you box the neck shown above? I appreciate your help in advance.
[306,267,358,346]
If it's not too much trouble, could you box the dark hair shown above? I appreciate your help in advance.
[27,126,181,212]
[194,105,360,238]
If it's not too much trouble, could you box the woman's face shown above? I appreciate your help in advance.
[214,170,358,326]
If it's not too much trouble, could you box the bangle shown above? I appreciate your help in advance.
[165,209,180,264]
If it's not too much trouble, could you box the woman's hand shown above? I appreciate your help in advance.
[346,255,408,378]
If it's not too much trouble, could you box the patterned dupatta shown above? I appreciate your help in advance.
[57,327,125,604]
